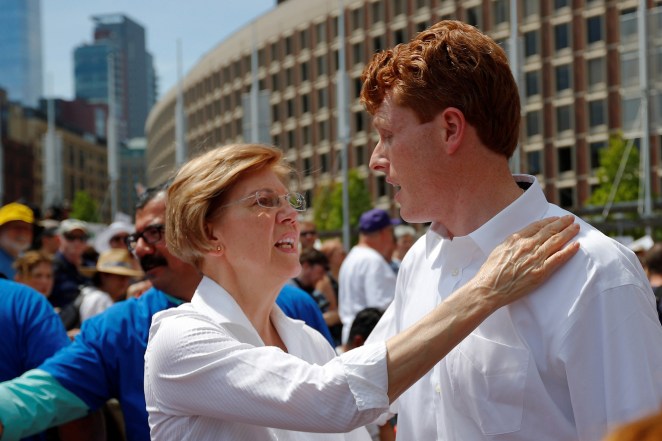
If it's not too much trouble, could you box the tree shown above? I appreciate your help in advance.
[313,169,373,235]
[69,190,99,222]
[587,133,640,207]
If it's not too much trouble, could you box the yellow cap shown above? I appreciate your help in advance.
[0,203,34,227]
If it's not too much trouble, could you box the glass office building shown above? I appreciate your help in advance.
[0,0,43,107]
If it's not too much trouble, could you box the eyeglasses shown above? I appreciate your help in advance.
[63,233,89,242]
[220,190,306,212]
[125,224,165,252]
[110,234,129,244]
[300,230,317,237]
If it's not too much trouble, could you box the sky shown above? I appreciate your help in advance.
[42,0,275,100]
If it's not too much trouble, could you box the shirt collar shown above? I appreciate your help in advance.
[190,276,303,347]
[425,175,548,258]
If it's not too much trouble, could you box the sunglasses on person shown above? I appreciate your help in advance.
[300,230,317,237]
[110,234,130,244]
[125,224,165,252]
[220,190,306,212]
[63,233,89,242]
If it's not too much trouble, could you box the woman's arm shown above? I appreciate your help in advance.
[385,215,579,401]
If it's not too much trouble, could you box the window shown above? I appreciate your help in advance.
[587,57,605,88]
[466,6,482,28]
[303,157,312,175]
[356,144,366,166]
[527,150,542,175]
[302,94,310,114]
[318,120,329,141]
[320,152,329,173]
[559,187,574,209]
[622,97,641,131]
[303,125,311,145]
[394,29,406,45]
[523,0,539,18]
[554,0,569,10]
[351,7,363,31]
[525,70,540,97]
[394,0,406,16]
[555,64,572,92]
[493,0,509,26]
[285,36,293,55]
[317,88,328,109]
[554,23,570,51]
[352,42,364,65]
[588,99,606,127]
[524,30,540,58]
[300,61,309,82]
[355,111,365,132]
[416,0,429,9]
[586,16,603,44]
[287,130,296,148]
[354,77,363,99]
[556,105,572,132]
[526,110,541,137]
[316,55,327,76]
[373,35,385,52]
[287,99,295,118]
[299,29,310,50]
[372,2,384,24]
[621,52,639,88]
[557,146,573,173]
[377,175,387,197]
[316,22,326,44]
[590,141,606,169]
[286,68,294,87]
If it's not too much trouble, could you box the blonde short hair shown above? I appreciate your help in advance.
[13,250,53,278]
[166,144,292,269]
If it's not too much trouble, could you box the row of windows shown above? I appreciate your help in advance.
[523,15,604,59]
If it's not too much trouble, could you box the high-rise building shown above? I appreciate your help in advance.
[0,0,43,108]
[74,14,157,139]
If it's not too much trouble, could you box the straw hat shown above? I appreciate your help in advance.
[81,249,143,278]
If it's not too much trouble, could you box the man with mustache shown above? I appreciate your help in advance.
[0,182,332,441]
[0,202,34,279]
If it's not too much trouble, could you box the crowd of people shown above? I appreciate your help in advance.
[1,19,662,441]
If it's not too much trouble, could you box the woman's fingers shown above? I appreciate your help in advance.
[475,215,580,308]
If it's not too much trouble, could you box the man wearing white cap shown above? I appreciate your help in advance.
[50,219,92,328]
[93,220,135,254]
[0,202,34,279]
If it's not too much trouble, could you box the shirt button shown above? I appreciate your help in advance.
[451,268,459,277]
[435,384,441,394]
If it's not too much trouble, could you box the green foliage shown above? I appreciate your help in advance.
[313,169,373,235]
[587,133,640,207]
[69,190,99,222]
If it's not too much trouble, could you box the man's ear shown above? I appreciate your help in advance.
[438,107,466,155]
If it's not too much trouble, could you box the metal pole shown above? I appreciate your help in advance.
[107,52,118,220]
[509,0,521,174]
[337,0,350,250]
[250,26,260,143]
[638,0,652,233]
[175,39,187,166]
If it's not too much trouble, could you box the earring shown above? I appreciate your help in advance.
[216,245,223,252]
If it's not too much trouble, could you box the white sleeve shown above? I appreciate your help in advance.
[145,314,390,433]
[79,292,113,322]
[559,283,662,440]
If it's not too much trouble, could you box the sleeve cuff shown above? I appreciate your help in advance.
[340,342,390,411]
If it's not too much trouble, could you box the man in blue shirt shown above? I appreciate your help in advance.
[0,278,97,440]
[0,183,332,441]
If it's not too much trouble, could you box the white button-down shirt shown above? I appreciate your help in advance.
[339,245,396,344]
[368,175,662,441]
[145,276,389,440]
